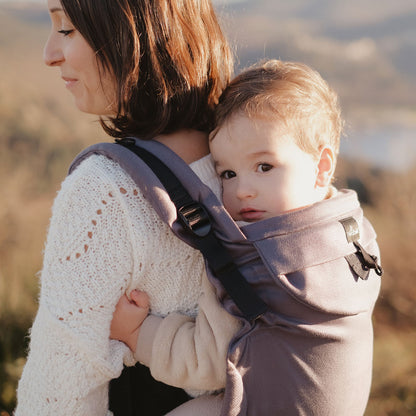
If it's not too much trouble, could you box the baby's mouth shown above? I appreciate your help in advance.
[239,208,264,222]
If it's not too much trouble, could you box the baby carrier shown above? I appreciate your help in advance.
[70,137,382,416]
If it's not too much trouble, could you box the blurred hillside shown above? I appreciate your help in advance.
[216,0,416,123]
[0,2,415,414]
[215,0,416,172]
[0,4,103,410]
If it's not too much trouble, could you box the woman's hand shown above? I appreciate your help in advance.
[110,289,150,352]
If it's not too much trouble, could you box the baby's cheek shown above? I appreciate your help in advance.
[222,189,236,216]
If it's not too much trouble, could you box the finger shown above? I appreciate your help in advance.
[115,293,131,309]
[130,289,150,309]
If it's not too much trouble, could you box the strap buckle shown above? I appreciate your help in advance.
[353,242,383,277]
[178,202,212,237]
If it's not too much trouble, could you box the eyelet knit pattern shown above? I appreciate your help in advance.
[15,153,221,416]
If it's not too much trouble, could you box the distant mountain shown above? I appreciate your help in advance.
[1,0,415,129]
[214,0,416,124]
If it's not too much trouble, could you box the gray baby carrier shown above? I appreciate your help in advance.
[70,137,382,416]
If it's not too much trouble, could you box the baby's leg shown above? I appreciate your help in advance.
[165,393,223,416]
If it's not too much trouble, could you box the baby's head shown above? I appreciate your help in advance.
[210,60,344,222]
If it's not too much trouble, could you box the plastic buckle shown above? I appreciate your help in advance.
[115,137,136,146]
[178,202,212,237]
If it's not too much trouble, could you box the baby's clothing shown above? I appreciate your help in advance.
[132,182,380,416]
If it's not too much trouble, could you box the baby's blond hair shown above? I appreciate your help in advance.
[214,60,344,163]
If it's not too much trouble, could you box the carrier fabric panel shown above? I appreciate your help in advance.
[219,191,380,416]
[70,139,381,416]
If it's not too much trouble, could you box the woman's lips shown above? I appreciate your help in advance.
[62,77,78,89]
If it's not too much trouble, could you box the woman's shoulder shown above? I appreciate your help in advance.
[67,152,134,185]
[67,151,219,192]
[59,153,140,198]
[57,151,221,218]
[51,153,139,219]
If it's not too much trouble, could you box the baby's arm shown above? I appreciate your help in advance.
[135,272,241,392]
[111,272,241,392]
[110,290,150,351]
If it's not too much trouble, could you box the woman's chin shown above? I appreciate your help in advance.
[73,98,116,117]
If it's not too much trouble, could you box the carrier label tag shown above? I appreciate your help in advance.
[340,217,360,243]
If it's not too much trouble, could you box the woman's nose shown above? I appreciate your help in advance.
[43,34,64,67]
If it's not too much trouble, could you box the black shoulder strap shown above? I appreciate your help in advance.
[116,138,267,322]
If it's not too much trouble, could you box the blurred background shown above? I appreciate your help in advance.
[0,0,415,414]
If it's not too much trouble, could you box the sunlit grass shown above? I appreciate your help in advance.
[366,330,416,416]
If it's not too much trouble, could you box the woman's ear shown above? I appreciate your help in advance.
[315,146,335,188]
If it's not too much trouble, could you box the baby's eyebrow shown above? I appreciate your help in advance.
[213,160,222,171]
[212,160,227,174]
[250,150,274,158]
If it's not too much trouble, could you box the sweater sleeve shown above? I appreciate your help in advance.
[134,269,241,393]
[15,156,137,416]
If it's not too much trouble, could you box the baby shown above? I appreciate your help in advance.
[111,59,344,414]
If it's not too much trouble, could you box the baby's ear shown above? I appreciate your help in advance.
[315,146,335,188]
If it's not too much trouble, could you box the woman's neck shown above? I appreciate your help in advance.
[154,129,210,164]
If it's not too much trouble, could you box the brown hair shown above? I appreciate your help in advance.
[61,0,233,139]
[213,60,343,160]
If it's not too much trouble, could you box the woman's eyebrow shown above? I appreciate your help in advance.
[49,7,63,13]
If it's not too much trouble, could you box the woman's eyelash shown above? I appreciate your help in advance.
[58,29,74,36]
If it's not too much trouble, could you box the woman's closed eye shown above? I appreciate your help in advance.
[219,170,236,180]
[256,163,273,173]
[58,29,74,36]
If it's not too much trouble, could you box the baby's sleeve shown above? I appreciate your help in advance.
[134,270,241,393]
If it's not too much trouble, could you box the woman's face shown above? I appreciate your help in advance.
[44,0,117,115]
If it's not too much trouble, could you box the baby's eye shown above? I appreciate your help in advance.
[256,163,273,173]
[220,170,236,180]
[58,29,74,36]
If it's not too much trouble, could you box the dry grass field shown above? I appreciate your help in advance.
[0,2,415,414]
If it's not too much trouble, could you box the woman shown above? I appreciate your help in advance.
[15,0,235,414]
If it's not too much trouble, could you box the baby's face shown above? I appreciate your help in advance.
[210,114,323,222]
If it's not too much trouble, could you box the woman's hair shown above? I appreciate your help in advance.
[213,60,344,160]
[61,0,234,139]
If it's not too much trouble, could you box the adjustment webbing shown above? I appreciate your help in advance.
[116,138,267,321]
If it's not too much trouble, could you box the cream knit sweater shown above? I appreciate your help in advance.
[15,153,239,416]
